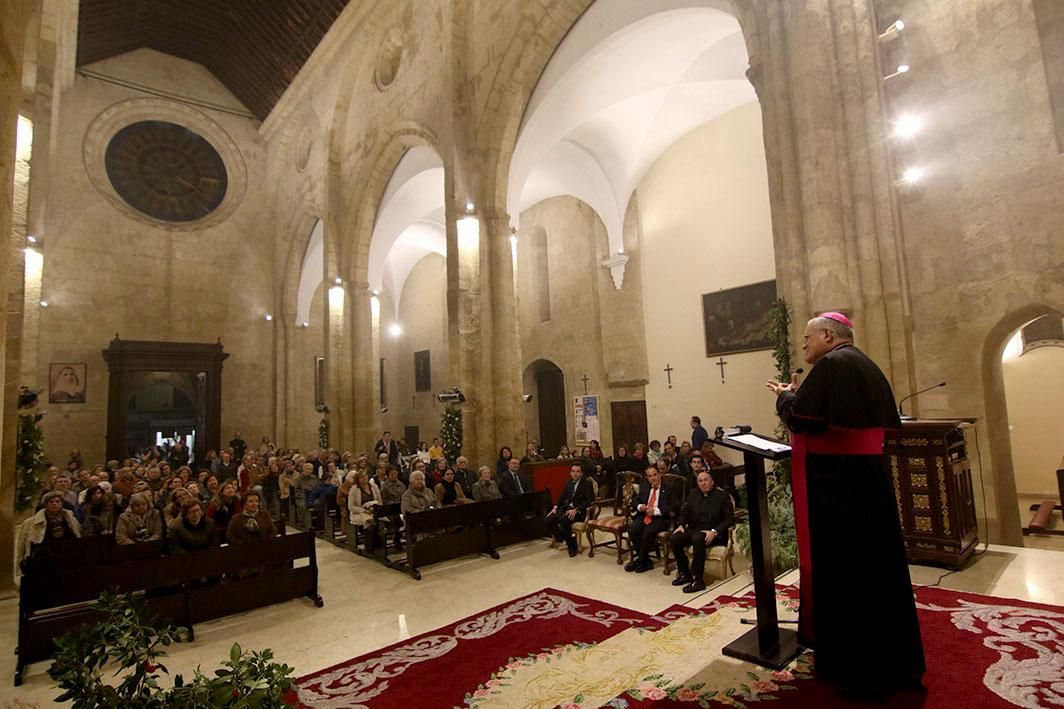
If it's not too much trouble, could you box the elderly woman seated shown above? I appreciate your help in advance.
[471,466,502,502]
[17,490,82,569]
[115,491,164,545]
[380,465,407,505]
[348,470,382,527]
[434,466,471,505]
[401,471,438,514]
[82,483,118,536]
[226,490,277,544]
[170,499,216,553]
[163,487,193,530]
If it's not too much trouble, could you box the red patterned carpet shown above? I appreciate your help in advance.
[294,585,1064,708]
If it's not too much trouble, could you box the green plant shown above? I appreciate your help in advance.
[733,297,799,573]
[318,417,329,449]
[16,413,46,512]
[48,591,297,708]
[440,404,462,463]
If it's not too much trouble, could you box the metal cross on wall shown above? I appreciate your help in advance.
[664,363,674,388]
[716,357,728,383]
[582,374,590,395]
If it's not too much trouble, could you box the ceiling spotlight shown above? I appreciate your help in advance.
[899,166,926,185]
[39,300,49,308]
[878,18,905,43]
[264,314,273,321]
[388,323,402,337]
[884,64,911,81]
[893,113,922,140]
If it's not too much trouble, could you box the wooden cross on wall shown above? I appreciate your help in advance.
[581,374,590,395]
[664,363,674,389]
[716,356,728,383]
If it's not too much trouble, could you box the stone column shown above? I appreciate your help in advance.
[0,0,35,593]
[735,0,915,394]
[348,282,377,453]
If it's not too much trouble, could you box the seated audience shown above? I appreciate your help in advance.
[699,441,724,468]
[348,470,382,528]
[625,466,678,573]
[39,472,79,513]
[557,445,572,459]
[670,470,733,593]
[82,483,117,536]
[546,464,595,556]
[452,456,476,497]
[401,471,438,514]
[647,440,663,465]
[206,481,242,543]
[380,465,407,505]
[427,438,444,461]
[472,466,501,501]
[164,487,193,530]
[18,491,81,567]
[614,445,639,474]
[498,458,531,497]
[520,443,544,464]
[434,467,470,505]
[226,490,277,544]
[307,470,338,510]
[495,446,514,478]
[416,442,432,466]
[115,491,164,545]
[429,457,449,488]
[170,499,215,553]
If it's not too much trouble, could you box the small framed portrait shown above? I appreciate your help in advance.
[49,363,87,404]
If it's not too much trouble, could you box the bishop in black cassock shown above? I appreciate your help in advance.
[767,312,925,696]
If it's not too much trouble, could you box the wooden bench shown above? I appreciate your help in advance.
[361,491,551,579]
[16,531,322,685]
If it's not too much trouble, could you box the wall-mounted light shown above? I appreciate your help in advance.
[26,235,38,245]
[264,314,273,321]
[334,277,342,285]
[457,215,480,252]
[302,321,310,328]
[388,323,402,337]
[897,166,926,186]
[884,64,910,81]
[465,201,475,213]
[371,289,380,296]
[39,300,49,308]
[892,113,922,140]
[878,18,905,43]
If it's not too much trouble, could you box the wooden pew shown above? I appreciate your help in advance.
[16,531,322,686]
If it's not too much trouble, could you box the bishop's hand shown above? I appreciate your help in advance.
[765,372,799,396]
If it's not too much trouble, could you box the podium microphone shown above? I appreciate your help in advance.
[898,382,946,418]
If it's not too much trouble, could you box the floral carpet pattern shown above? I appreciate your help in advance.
[295,585,1064,708]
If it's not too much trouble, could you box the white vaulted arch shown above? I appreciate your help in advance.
[295,218,324,326]
[508,0,754,265]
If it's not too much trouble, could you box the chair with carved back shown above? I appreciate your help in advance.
[667,495,737,581]
[586,472,641,563]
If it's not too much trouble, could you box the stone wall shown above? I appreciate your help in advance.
[30,49,274,465]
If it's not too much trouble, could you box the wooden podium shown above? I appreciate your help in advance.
[884,420,979,568]
[713,434,801,670]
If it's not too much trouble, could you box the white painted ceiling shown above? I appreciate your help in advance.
[508,0,754,254]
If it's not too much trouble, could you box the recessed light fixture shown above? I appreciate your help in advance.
[39,300,49,308]
[389,323,402,337]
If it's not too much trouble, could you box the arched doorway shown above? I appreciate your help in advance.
[982,305,1064,545]
[524,359,566,456]
[999,312,1064,541]
[126,375,201,460]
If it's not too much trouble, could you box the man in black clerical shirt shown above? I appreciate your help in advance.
[670,470,733,593]
[229,431,247,462]
[373,431,400,466]
[546,464,595,556]
[624,466,678,573]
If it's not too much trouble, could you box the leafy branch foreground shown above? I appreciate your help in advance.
[48,591,298,708]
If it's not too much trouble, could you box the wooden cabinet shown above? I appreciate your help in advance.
[884,420,979,568]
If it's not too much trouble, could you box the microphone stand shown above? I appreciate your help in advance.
[898,382,947,418]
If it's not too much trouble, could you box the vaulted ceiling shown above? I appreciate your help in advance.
[76,0,350,121]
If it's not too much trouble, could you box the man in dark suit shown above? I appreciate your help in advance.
[625,466,678,572]
[547,464,596,556]
[373,431,400,466]
[671,470,733,592]
[498,458,531,497]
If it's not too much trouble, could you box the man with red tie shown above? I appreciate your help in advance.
[624,466,677,573]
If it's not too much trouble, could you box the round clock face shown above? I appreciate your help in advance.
[104,120,229,223]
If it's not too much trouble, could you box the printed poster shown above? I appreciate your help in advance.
[573,395,600,445]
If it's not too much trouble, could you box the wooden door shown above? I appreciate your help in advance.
[610,400,648,453]
[403,426,420,453]
[536,368,567,456]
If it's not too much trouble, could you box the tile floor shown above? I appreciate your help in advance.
[1,534,1062,706]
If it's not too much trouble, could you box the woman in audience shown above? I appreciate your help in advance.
[648,440,663,464]
[226,490,276,544]
[416,442,431,466]
[380,465,407,505]
[115,491,164,545]
[160,475,183,507]
[631,442,648,469]
[435,466,470,505]
[557,445,572,459]
[520,443,544,464]
[170,499,215,553]
[186,480,209,505]
[429,457,449,488]
[348,469,382,530]
[17,491,81,567]
[471,466,501,502]
[613,444,639,474]
[588,440,605,462]
[337,471,355,534]
[401,471,438,514]
[82,483,117,536]
[495,446,514,478]
[163,487,192,529]
[206,480,242,544]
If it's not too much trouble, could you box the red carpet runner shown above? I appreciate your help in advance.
[295,585,1064,708]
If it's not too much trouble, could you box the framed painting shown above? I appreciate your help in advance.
[49,362,87,403]
[702,280,777,356]
[414,350,431,392]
